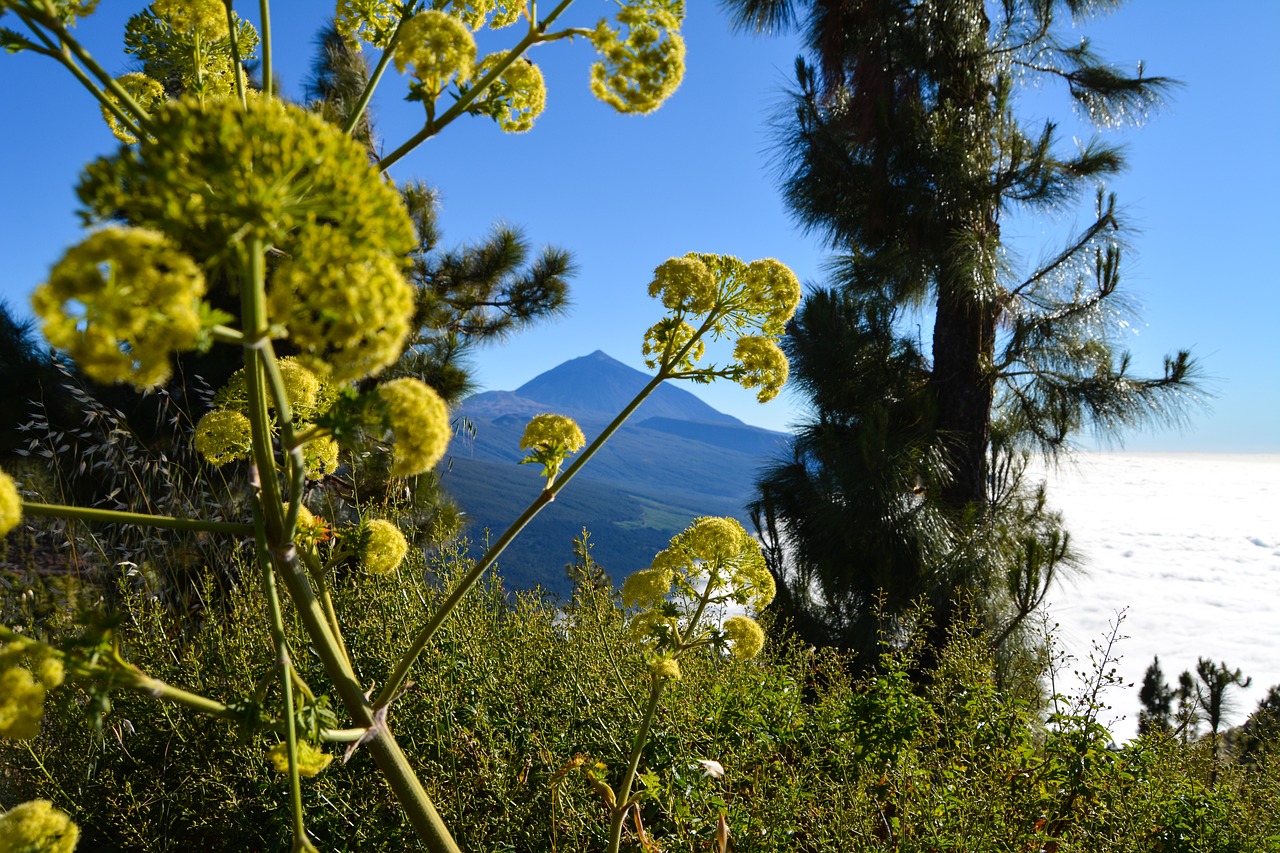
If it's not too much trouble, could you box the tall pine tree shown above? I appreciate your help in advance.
[727,0,1198,664]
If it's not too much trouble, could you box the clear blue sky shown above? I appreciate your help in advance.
[1,1,1276,451]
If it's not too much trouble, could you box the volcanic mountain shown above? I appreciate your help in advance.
[439,351,790,595]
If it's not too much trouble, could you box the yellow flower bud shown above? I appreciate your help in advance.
[472,54,547,133]
[0,660,46,740]
[721,615,765,660]
[362,518,409,575]
[745,258,802,335]
[194,409,253,466]
[589,5,686,115]
[622,565,673,610]
[154,0,229,39]
[648,655,681,680]
[376,378,451,477]
[394,11,476,94]
[732,335,789,403]
[648,256,717,315]
[32,227,207,388]
[642,319,705,372]
[100,72,166,144]
[0,469,21,537]
[266,740,334,777]
[269,229,415,383]
[0,800,80,853]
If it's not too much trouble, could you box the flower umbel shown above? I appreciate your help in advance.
[375,378,451,477]
[519,413,585,486]
[0,800,80,853]
[32,226,208,388]
[589,2,686,115]
[361,519,410,575]
[395,10,476,98]
[469,54,547,133]
[100,72,166,143]
[193,409,253,466]
[721,615,765,660]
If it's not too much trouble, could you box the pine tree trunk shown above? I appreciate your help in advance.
[930,284,998,508]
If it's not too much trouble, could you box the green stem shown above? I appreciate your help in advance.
[237,239,460,852]
[20,502,253,536]
[252,500,309,850]
[259,0,273,98]
[376,367,671,708]
[607,677,666,853]
[379,0,578,170]
[343,14,407,137]
[33,8,151,124]
[225,1,248,107]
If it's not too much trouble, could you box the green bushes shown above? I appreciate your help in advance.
[5,549,1277,851]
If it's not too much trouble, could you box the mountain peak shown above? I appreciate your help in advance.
[509,351,742,425]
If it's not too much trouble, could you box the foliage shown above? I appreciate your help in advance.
[732,0,1199,663]
[5,570,1279,851]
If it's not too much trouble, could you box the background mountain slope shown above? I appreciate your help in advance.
[439,351,790,595]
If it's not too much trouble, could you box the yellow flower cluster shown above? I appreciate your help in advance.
[266,740,334,777]
[193,409,253,466]
[621,565,674,611]
[648,256,718,315]
[267,228,414,382]
[721,615,765,660]
[641,318,705,372]
[32,227,207,388]
[642,252,800,401]
[394,11,476,95]
[520,414,585,455]
[652,516,775,611]
[472,54,546,133]
[519,413,585,483]
[0,469,20,537]
[214,357,336,423]
[451,0,526,30]
[376,378,451,477]
[361,518,409,575]
[589,2,686,115]
[1,640,64,741]
[153,0,229,40]
[198,358,340,474]
[622,516,774,665]
[101,72,166,144]
[77,96,416,277]
[648,655,681,680]
[335,0,401,47]
[732,335,789,403]
[0,800,80,853]
[742,258,802,336]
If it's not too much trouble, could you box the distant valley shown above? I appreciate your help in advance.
[438,351,791,596]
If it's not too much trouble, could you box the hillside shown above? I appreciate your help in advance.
[439,351,790,595]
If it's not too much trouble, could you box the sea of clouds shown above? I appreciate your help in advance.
[1033,452,1280,741]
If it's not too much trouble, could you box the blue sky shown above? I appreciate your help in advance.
[1,1,1276,451]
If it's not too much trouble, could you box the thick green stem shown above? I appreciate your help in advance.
[225,1,249,107]
[237,239,460,852]
[20,502,253,536]
[607,677,666,853]
[258,0,273,98]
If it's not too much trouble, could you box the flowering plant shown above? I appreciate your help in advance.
[0,2,797,851]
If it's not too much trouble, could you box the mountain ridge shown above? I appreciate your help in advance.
[441,351,790,595]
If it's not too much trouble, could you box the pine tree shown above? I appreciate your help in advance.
[1138,655,1175,736]
[726,0,1198,659]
